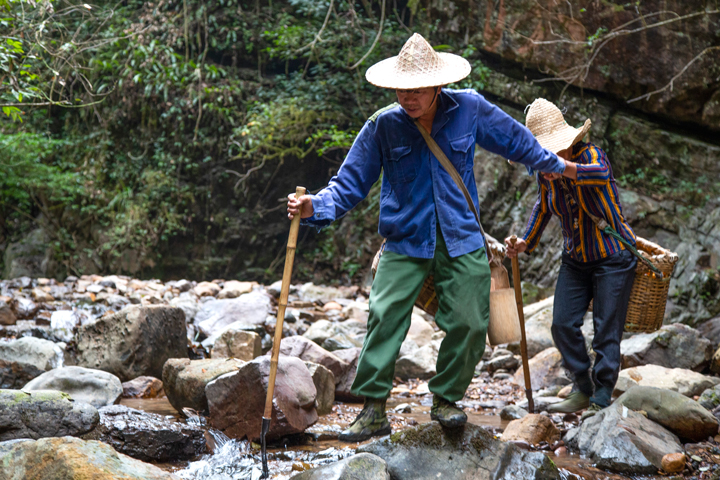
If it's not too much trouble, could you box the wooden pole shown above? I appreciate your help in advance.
[261,186,305,478]
[509,235,534,413]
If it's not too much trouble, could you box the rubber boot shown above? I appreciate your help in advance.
[546,391,590,413]
[338,397,391,442]
[430,395,467,428]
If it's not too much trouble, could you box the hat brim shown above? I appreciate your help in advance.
[365,52,471,89]
[535,118,592,154]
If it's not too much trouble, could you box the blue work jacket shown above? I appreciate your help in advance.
[303,89,566,259]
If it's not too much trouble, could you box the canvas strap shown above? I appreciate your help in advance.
[414,120,493,263]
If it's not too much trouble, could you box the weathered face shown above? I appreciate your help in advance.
[395,87,439,118]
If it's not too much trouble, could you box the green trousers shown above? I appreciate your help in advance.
[351,230,491,402]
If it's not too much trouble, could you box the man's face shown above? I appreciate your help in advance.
[396,87,439,118]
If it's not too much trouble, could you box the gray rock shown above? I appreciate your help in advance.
[304,320,367,348]
[169,295,199,324]
[194,291,271,338]
[298,283,344,303]
[333,347,362,402]
[2,228,49,279]
[23,366,122,408]
[564,403,683,474]
[84,405,206,461]
[13,297,39,319]
[614,365,720,398]
[200,321,266,350]
[512,347,570,392]
[358,421,560,479]
[500,405,529,421]
[699,384,720,410]
[395,341,439,380]
[0,436,179,479]
[0,337,64,388]
[322,332,364,351]
[697,316,720,350]
[621,324,713,371]
[290,453,390,480]
[206,355,317,440]
[0,389,98,441]
[74,305,187,381]
[163,358,244,413]
[211,329,262,361]
[486,354,520,373]
[305,362,335,416]
[615,386,719,442]
[278,335,349,382]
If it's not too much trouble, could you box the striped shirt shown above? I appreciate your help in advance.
[522,142,636,262]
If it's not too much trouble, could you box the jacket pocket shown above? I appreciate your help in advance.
[384,145,417,184]
[449,134,474,172]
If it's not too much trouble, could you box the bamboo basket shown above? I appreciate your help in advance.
[623,237,679,332]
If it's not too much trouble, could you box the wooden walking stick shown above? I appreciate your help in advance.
[509,235,534,413]
[260,186,306,479]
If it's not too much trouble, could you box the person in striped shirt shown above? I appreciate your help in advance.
[505,98,637,420]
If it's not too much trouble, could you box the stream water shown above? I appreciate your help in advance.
[122,395,666,480]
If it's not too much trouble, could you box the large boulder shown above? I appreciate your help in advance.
[206,355,317,440]
[122,376,164,398]
[0,436,180,479]
[211,329,262,361]
[278,335,348,382]
[615,386,718,442]
[194,291,271,338]
[74,305,187,381]
[565,403,683,474]
[615,364,720,398]
[0,390,98,441]
[501,414,561,445]
[697,316,720,350]
[0,337,64,388]
[84,405,207,461]
[291,453,390,480]
[512,347,570,391]
[162,358,244,413]
[621,324,713,371]
[358,421,560,479]
[23,366,123,408]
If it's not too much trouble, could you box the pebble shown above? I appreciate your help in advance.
[661,452,686,473]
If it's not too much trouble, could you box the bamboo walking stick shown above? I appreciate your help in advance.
[509,235,534,413]
[260,186,306,479]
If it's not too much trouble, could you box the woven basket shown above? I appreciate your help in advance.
[623,237,679,332]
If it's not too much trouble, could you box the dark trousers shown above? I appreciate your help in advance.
[552,249,637,407]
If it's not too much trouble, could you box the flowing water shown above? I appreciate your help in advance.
[124,396,667,480]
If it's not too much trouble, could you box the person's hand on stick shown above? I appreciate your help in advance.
[287,193,314,220]
[505,237,527,258]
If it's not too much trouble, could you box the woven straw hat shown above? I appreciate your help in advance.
[365,33,471,89]
[525,98,592,153]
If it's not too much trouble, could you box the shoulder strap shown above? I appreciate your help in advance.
[414,120,493,262]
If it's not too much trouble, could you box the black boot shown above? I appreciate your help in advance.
[430,395,467,428]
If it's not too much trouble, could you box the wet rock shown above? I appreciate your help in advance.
[0,300,17,325]
[0,337,64,388]
[278,335,348,382]
[290,452,390,480]
[305,362,335,416]
[74,305,187,381]
[194,291,271,338]
[163,358,244,413]
[512,347,570,391]
[358,421,560,479]
[206,355,317,440]
[0,436,180,479]
[614,386,719,442]
[333,347,362,402]
[615,365,720,398]
[217,280,254,299]
[193,281,220,297]
[500,405,528,421]
[122,376,164,398]
[501,414,560,445]
[84,405,206,461]
[211,329,262,361]
[0,390,98,440]
[661,452,686,474]
[565,403,683,474]
[621,324,713,371]
[23,366,123,408]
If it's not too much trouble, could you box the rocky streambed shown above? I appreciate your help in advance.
[2,274,720,479]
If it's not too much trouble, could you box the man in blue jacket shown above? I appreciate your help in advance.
[287,33,578,442]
